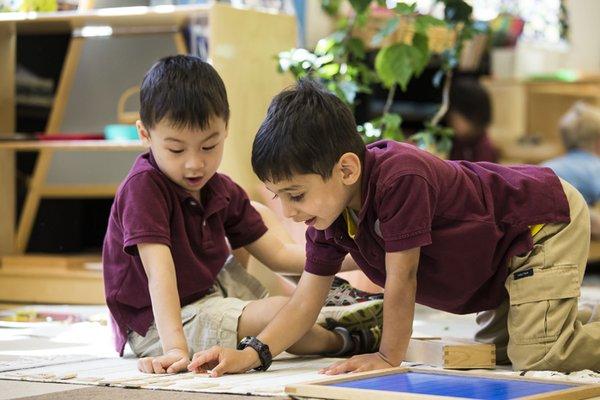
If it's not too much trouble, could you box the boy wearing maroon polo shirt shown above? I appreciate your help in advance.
[103,57,382,375]
[188,79,599,376]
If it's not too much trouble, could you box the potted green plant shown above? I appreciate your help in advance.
[277,0,477,158]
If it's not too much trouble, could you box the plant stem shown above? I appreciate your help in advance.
[383,83,397,115]
[430,69,453,127]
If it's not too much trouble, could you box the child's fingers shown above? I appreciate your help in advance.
[319,359,347,374]
[188,346,221,371]
[324,360,355,375]
[167,357,190,374]
[152,358,167,374]
[209,360,228,377]
[138,357,154,373]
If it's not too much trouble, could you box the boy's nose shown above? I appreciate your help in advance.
[281,201,297,219]
[186,158,205,171]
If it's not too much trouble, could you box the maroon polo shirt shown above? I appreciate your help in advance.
[103,152,267,355]
[450,133,498,163]
[305,140,570,314]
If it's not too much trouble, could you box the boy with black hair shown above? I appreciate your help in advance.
[103,57,382,374]
[188,79,599,376]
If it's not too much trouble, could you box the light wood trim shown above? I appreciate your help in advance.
[0,4,211,34]
[521,386,600,400]
[0,150,15,256]
[0,22,15,135]
[0,140,144,151]
[45,37,84,135]
[0,24,16,256]
[15,150,54,253]
[40,184,119,197]
[0,271,104,304]
[173,30,188,54]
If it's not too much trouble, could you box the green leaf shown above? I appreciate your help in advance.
[318,63,340,79]
[375,43,421,91]
[371,16,400,47]
[394,2,417,15]
[315,37,335,55]
[379,113,404,140]
[414,15,445,34]
[321,0,343,16]
[347,37,366,59]
[375,44,411,90]
[411,32,430,76]
[349,0,372,15]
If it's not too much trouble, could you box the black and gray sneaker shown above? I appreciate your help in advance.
[324,276,383,307]
[317,298,383,332]
[331,325,382,355]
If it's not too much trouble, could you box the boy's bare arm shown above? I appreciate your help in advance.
[256,272,334,354]
[320,247,419,375]
[244,229,305,274]
[187,272,333,376]
[379,248,420,365]
[137,243,190,373]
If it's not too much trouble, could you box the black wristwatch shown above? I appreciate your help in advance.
[237,336,272,371]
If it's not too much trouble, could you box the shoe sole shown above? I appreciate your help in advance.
[317,299,383,331]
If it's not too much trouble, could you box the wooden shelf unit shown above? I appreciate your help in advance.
[0,4,296,303]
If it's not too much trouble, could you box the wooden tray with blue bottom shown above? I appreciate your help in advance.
[285,367,600,400]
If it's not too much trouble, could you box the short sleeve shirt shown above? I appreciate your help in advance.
[103,152,267,355]
[305,141,570,314]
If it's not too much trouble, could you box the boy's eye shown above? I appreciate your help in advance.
[202,144,217,151]
[169,149,184,154]
[289,193,304,202]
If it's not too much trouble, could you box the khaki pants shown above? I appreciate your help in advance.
[475,179,600,371]
[128,256,268,357]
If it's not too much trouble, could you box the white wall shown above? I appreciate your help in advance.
[566,0,600,72]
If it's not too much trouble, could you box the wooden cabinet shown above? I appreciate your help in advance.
[0,4,296,303]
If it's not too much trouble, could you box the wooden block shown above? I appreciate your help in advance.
[405,337,495,369]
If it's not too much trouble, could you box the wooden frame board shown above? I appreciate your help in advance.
[285,367,600,400]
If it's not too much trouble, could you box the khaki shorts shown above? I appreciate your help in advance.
[476,178,600,371]
[128,256,268,357]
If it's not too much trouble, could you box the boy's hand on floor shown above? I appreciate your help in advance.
[137,348,190,374]
[319,353,393,375]
[188,346,259,377]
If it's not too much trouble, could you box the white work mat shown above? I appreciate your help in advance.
[0,355,342,396]
[1,355,599,397]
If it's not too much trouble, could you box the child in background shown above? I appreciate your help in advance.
[188,79,599,376]
[446,78,498,163]
[543,101,600,239]
[102,57,382,374]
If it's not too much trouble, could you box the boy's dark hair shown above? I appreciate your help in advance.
[448,78,492,130]
[140,55,229,130]
[252,79,365,183]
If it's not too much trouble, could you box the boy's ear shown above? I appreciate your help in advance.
[136,120,151,146]
[337,152,361,186]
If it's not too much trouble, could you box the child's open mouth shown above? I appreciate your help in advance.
[185,177,203,186]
